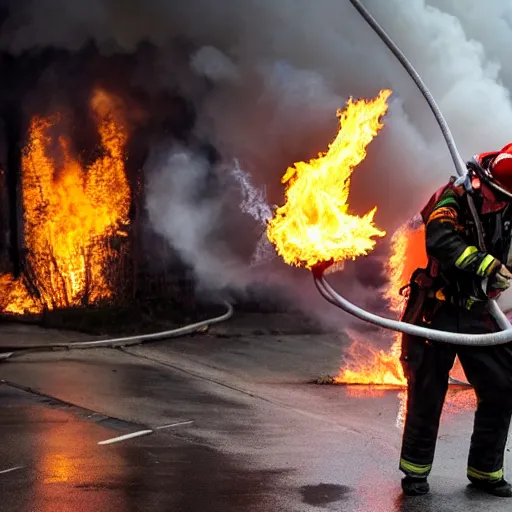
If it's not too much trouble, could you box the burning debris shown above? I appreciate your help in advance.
[313,375,336,385]
[0,88,131,316]
[337,330,405,386]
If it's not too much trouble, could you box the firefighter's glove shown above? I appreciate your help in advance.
[488,264,512,293]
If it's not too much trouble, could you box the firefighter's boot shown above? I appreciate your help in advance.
[401,476,430,496]
[468,477,512,497]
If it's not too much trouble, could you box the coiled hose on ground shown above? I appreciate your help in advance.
[0,302,233,361]
[311,0,512,345]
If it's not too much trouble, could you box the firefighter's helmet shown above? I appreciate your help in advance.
[471,143,512,200]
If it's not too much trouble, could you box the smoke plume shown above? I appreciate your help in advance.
[2,0,512,319]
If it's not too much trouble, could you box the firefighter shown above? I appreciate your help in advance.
[399,144,512,497]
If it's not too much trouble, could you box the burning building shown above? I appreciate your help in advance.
[0,43,217,323]
[0,88,131,315]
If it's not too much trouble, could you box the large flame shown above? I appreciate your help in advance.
[336,222,427,386]
[0,89,130,315]
[267,90,391,269]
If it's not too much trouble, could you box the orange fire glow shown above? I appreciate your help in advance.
[0,274,39,315]
[336,221,471,392]
[335,328,405,386]
[336,212,474,417]
[267,90,391,269]
[336,222,427,386]
[0,89,130,315]
[384,221,427,310]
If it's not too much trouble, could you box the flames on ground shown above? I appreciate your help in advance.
[337,223,427,386]
[336,214,469,390]
[0,89,131,315]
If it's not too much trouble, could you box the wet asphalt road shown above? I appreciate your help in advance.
[0,315,511,511]
[0,384,284,512]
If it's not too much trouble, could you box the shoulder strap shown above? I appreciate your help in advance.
[420,184,449,224]
[420,178,464,224]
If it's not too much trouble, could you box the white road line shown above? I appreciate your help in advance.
[0,466,23,475]
[98,420,194,445]
[155,421,194,430]
[98,430,153,445]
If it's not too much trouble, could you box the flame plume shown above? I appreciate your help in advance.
[0,89,130,315]
[267,90,391,269]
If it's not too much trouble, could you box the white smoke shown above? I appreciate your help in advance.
[145,146,276,293]
[229,159,272,225]
[428,0,512,90]
[3,0,512,311]
[229,159,275,267]
[145,145,233,291]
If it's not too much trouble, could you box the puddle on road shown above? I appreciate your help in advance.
[300,483,352,506]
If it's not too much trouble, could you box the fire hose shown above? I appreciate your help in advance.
[0,302,233,361]
[310,0,512,345]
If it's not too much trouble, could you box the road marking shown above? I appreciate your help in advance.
[98,430,153,445]
[155,421,194,430]
[0,466,23,475]
[98,421,194,445]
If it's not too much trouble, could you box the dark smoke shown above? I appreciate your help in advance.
[1,0,512,321]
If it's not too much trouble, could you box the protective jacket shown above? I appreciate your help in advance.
[399,177,512,373]
[422,178,512,311]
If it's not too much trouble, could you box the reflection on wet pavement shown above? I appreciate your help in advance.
[33,407,129,510]
[343,381,476,430]
[0,383,288,512]
[345,384,402,399]
[443,387,476,416]
[1,387,131,512]
[1,338,509,512]
[395,386,476,429]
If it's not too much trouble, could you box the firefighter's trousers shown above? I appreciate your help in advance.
[399,304,512,482]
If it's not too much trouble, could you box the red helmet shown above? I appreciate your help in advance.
[473,143,512,200]
[491,144,512,191]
